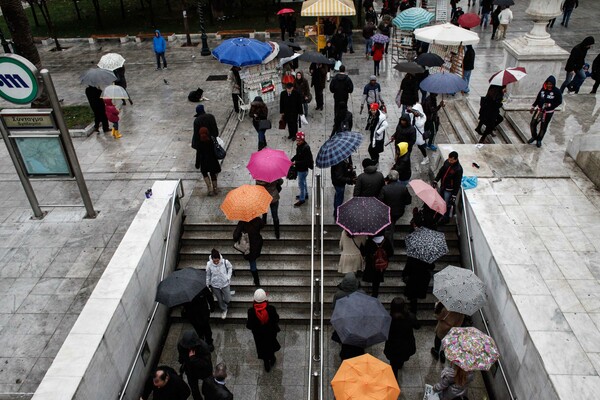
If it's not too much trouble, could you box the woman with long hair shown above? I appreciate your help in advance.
[384,296,416,377]
[249,96,269,150]
[192,126,221,196]
[433,362,475,400]
[246,289,281,372]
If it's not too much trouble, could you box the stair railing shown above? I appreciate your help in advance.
[307,171,325,400]
[456,187,516,400]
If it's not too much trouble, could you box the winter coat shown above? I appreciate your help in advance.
[331,157,355,187]
[329,73,354,104]
[141,366,190,400]
[192,132,221,175]
[393,119,416,153]
[228,69,241,95]
[478,93,503,126]
[400,74,419,106]
[85,86,105,114]
[498,8,512,24]
[338,233,367,274]
[361,237,394,284]
[434,366,475,400]
[182,288,214,327]
[354,165,385,197]
[291,142,314,172]
[294,72,312,103]
[332,272,362,308]
[532,75,562,112]
[279,89,304,117]
[331,32,348,54]
[372,43,385,61]
[193,113,219,140]
[321,43,337,59]
[377,21,391,37]
[410,103,427,145]
[366,110,388,147]
[153,30,167,53]
[256,178,283,204]
[206,253,233,289]
[340,17,353,35]
[202,377,233,400]
[286,15,297,35]
[362,23,376,39]
[362,82,382,106]
[104,99,119,122]
[393,153,411,182]
[310,63,327,90]
[402,256,435,299]
[379,181,412,219]
[365,9,379,24]
[246,303,281,360]
[183,351,213,399]
[384,315,416,364]
[324,19,337,36]
[463,45,475,71]
[592,54,600,81]
[434,303,465,339]
[114,67,127,89]
[423,95,442,126]
[562,0,578,10]
[435,159,463,196]
[233,217,265,261]
[491,7,501,26]
[332,110,353,134]
[250,99,269,130]
[565,36,595,72]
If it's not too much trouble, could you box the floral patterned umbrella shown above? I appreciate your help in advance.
[442,327,500,371]
[371,33,390,44]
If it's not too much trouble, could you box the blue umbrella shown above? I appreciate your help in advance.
[316,131,362,168]
[420,73,467,94]
[392,7,434,30]
[212,37,272,67]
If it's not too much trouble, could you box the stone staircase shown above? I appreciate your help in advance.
[173,217,461,325]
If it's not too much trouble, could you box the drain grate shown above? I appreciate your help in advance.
[346,68,359,75]
[206,75,228,81]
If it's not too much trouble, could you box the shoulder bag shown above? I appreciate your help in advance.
[213,137,226,160]
[233,232,250,255]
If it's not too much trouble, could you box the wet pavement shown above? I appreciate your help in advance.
[1,0,600,398]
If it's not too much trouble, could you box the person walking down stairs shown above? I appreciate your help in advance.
[206,249,233,320]
[233,217,265,286]
[256,178,284,239]
[246,289,281,372]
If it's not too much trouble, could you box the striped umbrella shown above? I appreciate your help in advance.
[489,67,527,86]
[371,33,390,44]
[392,7,434,30]
[316,131,362,168]
[301,0,356,16]
[433,266,487,316]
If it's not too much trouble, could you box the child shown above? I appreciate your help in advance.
[104,99,121,138]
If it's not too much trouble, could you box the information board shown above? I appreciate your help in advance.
[12,136,72,177]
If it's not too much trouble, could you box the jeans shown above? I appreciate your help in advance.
[463,69,472,93]
[212,286,231,312]
[257,129,266,148]
[560,69,586,93]
[347,33,353,51]
[155,52,167,68]
[439,188,454,219]
[298,171,308,201]
[568,69,587,93]
[302,102,309,118]
[333,185,345,219]
[530,112,554,142]
[365,38,373,55]
[249,259,257,272]
[561,8,573,27]
[480,12,490,29]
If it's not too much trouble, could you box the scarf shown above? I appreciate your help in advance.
[253,302,269,324]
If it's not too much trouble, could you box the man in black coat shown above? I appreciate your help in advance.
[379,170,412,233]
[433,151,463,220]
[462,45,475,94]
[528,75,562,148]
[331,156,355,219]
[193,105,219,140]
[178,331,213,400]
[291,131,314,206]
[85,86,109,133]
[389,115,416,155]
[329,65,354,118]
[279,82,304,140]
[141,366,191,400]
[353,158,385,197]
[560,36,594,93]
[202,363,233,400]
[182,287,215,352]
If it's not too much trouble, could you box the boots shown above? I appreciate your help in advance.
[212,178,219,195]
[251,270,260,287]
[204,177,215,196]
[273,218,280,239]
[112,129,122,139]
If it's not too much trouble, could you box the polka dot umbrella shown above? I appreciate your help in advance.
[336,196,391,236]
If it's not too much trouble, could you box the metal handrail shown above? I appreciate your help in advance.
[118,180,184,400]
[457,188,516,400]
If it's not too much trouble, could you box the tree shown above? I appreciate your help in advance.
[34,0,62,51]
[25,0,40,27]
[144,0,156,27]
[0,0,49,107]
[71,0,82,20]
[90,0,103,29]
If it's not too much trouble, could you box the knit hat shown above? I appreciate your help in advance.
[296,131,305,140]
[369,102,379,111]
[195,104,205,116]
[369,75,377,81]
[253,288,267,303]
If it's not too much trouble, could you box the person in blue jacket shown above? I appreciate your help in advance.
[153,30,167,70]
[528,76,562,148]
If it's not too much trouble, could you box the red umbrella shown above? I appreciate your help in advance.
[458,13,481,29]
[277,8,295,15]
[489,67,527,86]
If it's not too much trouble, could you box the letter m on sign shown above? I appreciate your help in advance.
[0,74,29,89]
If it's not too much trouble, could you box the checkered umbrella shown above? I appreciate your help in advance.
[392,7,434,30]
[405,227,448,264]
[371,33,390,44]
[433,266,487,316]
[442,327,500,371]
[336,197,390,236]
[316,131,362,168]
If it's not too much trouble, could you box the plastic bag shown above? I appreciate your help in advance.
[462,176,478,190]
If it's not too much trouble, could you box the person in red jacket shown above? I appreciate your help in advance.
[372,42,385,76]
[104,99,121,138]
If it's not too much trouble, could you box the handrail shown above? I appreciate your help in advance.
[457,188,516,400]
[118,179,185,400]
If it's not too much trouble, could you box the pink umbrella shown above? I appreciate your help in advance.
[277,8,295,15]
[488,67,527,86]
[246,148,292,183]
[408,179,447,215]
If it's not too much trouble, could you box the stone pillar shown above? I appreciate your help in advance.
[502,0,569,110]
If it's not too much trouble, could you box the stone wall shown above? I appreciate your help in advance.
[31,181,183,400]
[566,135,600,189]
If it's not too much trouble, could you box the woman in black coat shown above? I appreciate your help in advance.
[331,27,348,61]
[246,288,281,372]
[233,216,265,286]
[402,256,435,327]
[192,127,221,196]
[384,296,416,377]
[361,235,394,298]
[399,73,419,113]
[475,85,505,143]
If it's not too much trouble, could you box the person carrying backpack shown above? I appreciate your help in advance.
[361,234,394,298]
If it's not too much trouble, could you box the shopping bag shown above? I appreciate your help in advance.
[422,384,440,400]
[334,60,342,71]
[300,114,309,126]
[233,232,250,255]
[287,165,298,180]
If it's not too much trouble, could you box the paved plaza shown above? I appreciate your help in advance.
[1,0,600,399]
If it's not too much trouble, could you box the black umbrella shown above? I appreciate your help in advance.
[336,197,391,235]
[493,0,514,5]
[405,227,449,264]
[276,43,295,58]
[278,40,301,50]
[416,53,445,67]
[331,292,392,347]
[394,62,425,74]
[298,51,334,64]
[156,268,207,307]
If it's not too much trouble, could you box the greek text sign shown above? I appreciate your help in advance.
[1,109,55,129]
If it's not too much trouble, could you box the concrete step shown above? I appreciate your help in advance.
[455,98,482,143]
[442,100,478,144]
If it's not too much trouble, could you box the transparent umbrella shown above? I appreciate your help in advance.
[101,84,130,100]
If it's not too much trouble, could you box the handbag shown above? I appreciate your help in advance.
[279,118,287,130]
[287,165,298,180]
[213,137,226,160]
[300,114,309,126]
[258,119,272,130]
[422,384,440,400]
[334,60,342,71]
[233,232,250,255]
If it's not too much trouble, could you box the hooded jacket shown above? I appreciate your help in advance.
[292,141,314,172]
[104,99,119,122]
[332,272,361,309]
[366,110,388,146]
[400,74,419,106]
[379,179,412,219]
[362,81,382,106]
[206,252,233,289]
[393,142,412,181]
[565,36,595,72]
[153,30,167,53]
[294,71,311,102]
[331,156,355,187]
[354,164,385,197]
[329,73,354,104]
[393,115,416,152]
[409,103,427,133]
[435,159,464,196]
[532,76,562,112]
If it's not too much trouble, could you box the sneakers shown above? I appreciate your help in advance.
[428,144,438,151]
[420,156,430,165]
[221,309,228,320]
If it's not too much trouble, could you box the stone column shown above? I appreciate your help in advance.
[502,0,569,110]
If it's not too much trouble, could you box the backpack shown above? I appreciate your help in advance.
[188,88,204,102]
[374,243,389,271]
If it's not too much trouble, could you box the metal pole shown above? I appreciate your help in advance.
[315,174,322,254]
[0,120,45,219]
[312,372,319,400]
[314,278,321,317]
[40,69,97,219]
[198,0,211,56]
[313,326,320,362]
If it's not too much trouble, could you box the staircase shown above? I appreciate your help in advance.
[174,217,461,325]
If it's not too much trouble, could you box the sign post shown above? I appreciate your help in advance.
[0,54,97,219]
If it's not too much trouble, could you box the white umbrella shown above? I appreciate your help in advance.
[101,84,130,100]
[98,53,126,71]
[279,52,301,66]
[414,23,480,45]
[261,42,280,65]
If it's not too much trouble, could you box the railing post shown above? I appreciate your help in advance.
[314,174,322,254]
[312,371,320,400]
[314,278,321,317]
[313,325,321,362]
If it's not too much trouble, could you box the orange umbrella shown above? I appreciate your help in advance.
[331,354,400,400]
[220,185,272,222]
